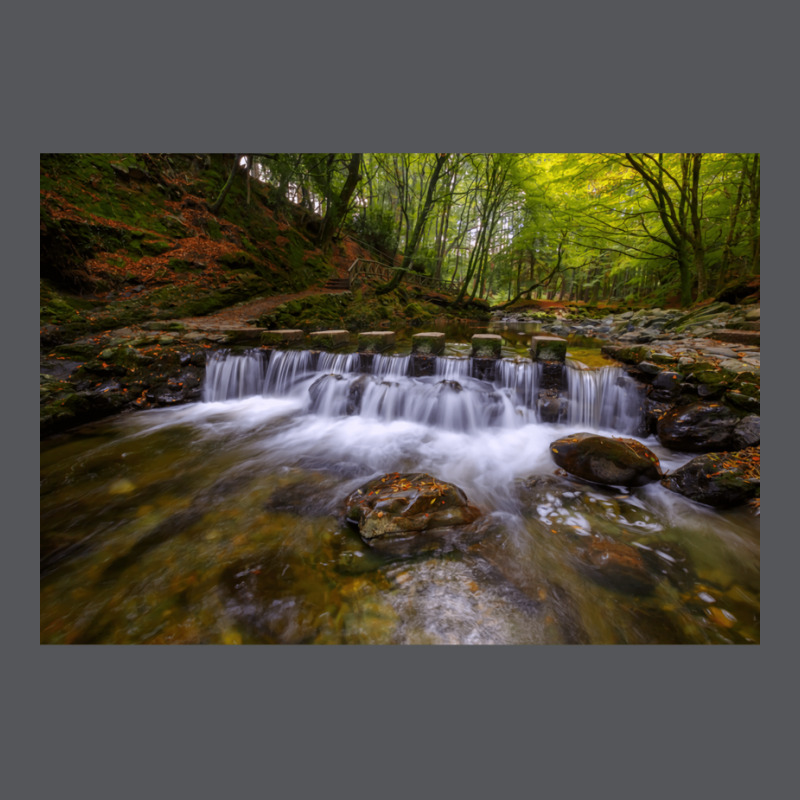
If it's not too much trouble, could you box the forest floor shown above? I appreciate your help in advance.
[177,286,352,331]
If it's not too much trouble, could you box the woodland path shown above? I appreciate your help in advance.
[177,287,350,331]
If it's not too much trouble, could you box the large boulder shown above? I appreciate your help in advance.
[549,433,662,487]
[661,447,760,508]
[656,402,758,452]
[343,472,482,555]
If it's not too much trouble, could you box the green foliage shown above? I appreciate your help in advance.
[351,208,398,257]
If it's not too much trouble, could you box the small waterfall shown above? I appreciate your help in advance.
[435,356,471,380]
[373,353,411,378]
[203,349,268,402]
[263,350,316,395]
[496,358,540,409]
[565,365,644,434]
[203,349,645,434]
[317,351,360,375]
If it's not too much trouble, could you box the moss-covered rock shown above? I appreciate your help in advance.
[531,336,567,362]
[471,334,502,358]
[411,332,445,355]
[549,433,662,487]
[661,447,760,507]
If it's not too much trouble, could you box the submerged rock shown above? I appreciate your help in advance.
[343,472,482,555]
[661,447,760,508]
[571,537,658,596]
[656,402,755,452]
[549,433,662,487]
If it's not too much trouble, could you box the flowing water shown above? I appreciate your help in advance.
[40,349,760,644]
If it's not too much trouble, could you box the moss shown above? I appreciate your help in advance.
[205,219,223,241]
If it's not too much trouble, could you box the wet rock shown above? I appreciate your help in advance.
[731,415,760,448]
[346,374,372,415]
[219,556,323,644]
[571,537,658,596]
[661,448,760,508]
[649,370,682,400]
[343,472,482,556]
[634,542,695,593]
[637,361,662,375]
[472,357,497,381]
[549,432,662,487]
[656,402,747,452]
[308,372,345,410]
[537,393,567,423]
[725,391,761,414]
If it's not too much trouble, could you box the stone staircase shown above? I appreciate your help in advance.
[713,314,761,346]
[323,276,351,291]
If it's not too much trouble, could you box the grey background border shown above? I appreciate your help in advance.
[13,4,791,798]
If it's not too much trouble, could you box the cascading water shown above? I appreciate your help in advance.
[566,365,645,435]
[41,345,759,645]
[203,349,643,433]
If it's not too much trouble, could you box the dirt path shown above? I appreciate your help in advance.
[178,287,349,331]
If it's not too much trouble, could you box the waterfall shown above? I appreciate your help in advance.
[202,349,268,402]
[202,349,644,434]
[565,365,645,434]
[435,356,472,380]
[372,353,411,377]
[496,358,540,409]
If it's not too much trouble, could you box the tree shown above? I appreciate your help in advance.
[317,153,362,247]
[375,153,450,294]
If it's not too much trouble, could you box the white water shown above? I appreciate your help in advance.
[203,349,643,435]
[40,348,760,644]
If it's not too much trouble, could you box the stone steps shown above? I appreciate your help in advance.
[712,329,761,346]
[323,277,351,291]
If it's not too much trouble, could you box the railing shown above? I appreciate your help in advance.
[348,258,460,295]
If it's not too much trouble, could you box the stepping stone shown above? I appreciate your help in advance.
[471,334,502,358]
[308,330,350,350]
[358,331,396,352]
[261,329,305,347]
[531,335,567,362]
[412,332,445,355]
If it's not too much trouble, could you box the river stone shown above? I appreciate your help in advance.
[571,537,658,596]
[661,448,760,508]
[656,402,746,452]
[651,370,682,395]
[549,433,662,486]
[343,472,482,555]
[219,556,324,644]
[637,361,662,375]
[725,391,760,414]
[732,415,760,448]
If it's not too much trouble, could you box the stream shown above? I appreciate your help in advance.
[40,342,760,644]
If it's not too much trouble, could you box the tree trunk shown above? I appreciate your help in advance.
[318,153,362,247]
[376,154,448,294]
[208,154,241,215]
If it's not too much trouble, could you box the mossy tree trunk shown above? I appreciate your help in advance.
[208,154,241,215]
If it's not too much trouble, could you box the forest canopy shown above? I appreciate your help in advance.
[247,152,759,308]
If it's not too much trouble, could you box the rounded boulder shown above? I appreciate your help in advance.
[549,432,662,487]
[343,472,482,555]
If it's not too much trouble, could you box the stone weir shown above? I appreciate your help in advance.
[252,330,571,422]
